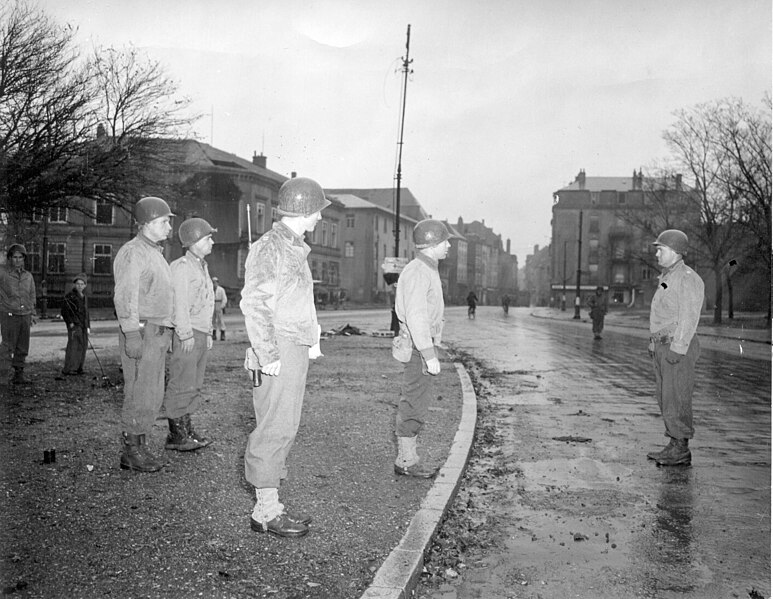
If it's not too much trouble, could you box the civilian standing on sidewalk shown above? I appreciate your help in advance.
[392,219,450,478]
[163,218,216,452]
[113,196,175,473]
[240,177,328,538]
[211,277,228,341]
[647,229,704,467]
[61,273,90,375]
[0,244,37,387]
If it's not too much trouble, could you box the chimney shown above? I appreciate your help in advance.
[291,171,297,179]
[506,239,511,254]
[252,152,267,168]
[576,169,586,190]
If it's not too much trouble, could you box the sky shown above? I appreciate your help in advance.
[36,0,772,262]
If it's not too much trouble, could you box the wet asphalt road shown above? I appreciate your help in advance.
[430,306,770,599]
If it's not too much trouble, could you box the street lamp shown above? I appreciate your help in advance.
[573,210,583,319]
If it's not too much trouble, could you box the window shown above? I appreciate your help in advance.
[27,241,42,273]
[256,203,265,233]
[612,240,626,260]
[48,243,66,274]
[588,239,599,264]
[346,214,355,228]
[613,264,626,284]
[589,215,600,235]
[49,206,68,223]
[93,244,112,275]
[311,260,320,281]
[330,223,338,248]
[384,219,387,233]
[308,226,317,245]
[344,241,354,257]
[617,192,626,205]
[328,262,339,286]
[271,207,279,222]
[641,266,653,281]
[321,222,328,246]
[95,200,113,225]
[591,192,599,205]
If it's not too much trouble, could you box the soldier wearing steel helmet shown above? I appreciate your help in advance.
[162,217,217,453]
[0,243,38,387]
[240,176,329,538]
[113,196,175,472]
[647,229,705,467]
[392,218,451,478]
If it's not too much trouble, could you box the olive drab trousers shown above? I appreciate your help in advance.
[652,337,700,440]
[244,338,309,489]
[395,348,433,438]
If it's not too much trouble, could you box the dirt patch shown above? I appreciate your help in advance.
[0,334,462,599]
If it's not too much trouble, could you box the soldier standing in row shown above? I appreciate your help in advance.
[240,177,329,538]
[393,219,450,478]
[113,197,175,473]
[163,218,217,452]
[212,277,228,341]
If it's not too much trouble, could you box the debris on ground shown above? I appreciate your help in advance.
[552,435,592,443]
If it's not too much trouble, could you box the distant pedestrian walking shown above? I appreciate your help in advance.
[392,219,450,478]
[0,244,38,387]
[586,286,607,340]
[501,294,510,315]
[163,218,217,453]
[212,277,228,340]
[466,290,478,319]
[241,177,329,538]
[61,273,90,375]
[647,229,704,467]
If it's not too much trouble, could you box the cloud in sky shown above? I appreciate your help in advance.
[39,0,771,260]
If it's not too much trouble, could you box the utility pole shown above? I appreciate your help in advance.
[573,210,583,319]
[562,240,567,311]
[393,24,412,257]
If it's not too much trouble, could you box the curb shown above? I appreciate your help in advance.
[360,362,478,599]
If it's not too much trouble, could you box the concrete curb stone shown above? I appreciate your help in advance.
[360,362,477,599]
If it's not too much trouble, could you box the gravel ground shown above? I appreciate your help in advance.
[0,333,462,599]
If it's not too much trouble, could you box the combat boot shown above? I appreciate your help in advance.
[212,330,217,341]
[11,367,30,385]
[656,438,691,467]
[165,417,203,451]
[182,413,211,449]
[120,433,164,472]
[394,436,438,478]
[220,331,226,341]
[647,437,676,460]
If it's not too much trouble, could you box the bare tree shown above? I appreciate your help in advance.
[0,1,198,245]
[663,100,750,324]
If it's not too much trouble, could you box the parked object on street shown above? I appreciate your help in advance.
[61,273,90,376]
[392,218,451,478]
[211,276,228,340]
[240,176,329,538]
[163,217,217,452]
[586,286,608,340]
[0,243,38,387]
[647,229,704,467]
[113,196,175,473]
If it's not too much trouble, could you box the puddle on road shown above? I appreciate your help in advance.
[519,457,633,491]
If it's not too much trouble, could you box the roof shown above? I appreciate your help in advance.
[558,177,638,193]
[326,188,429,220]
[328,193,419,223]
[179,140,287,184]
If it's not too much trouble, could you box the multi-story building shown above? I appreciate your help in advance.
[550,169,674,309]
[326,191,418,303]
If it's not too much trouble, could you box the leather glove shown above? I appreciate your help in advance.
[124,331,143,359]
[665,349,683,364]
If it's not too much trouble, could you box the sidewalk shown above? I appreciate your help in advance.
[0,328,475,599]
[531,307,771,344]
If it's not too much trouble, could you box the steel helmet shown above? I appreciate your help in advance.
[413,219,451,249]
[6,243,27,259]
[277,177,331,217]
[652,229,689,255]
[135,196,175,225]
[178,217,217,247]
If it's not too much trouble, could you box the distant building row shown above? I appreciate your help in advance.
[0,140,519,309]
